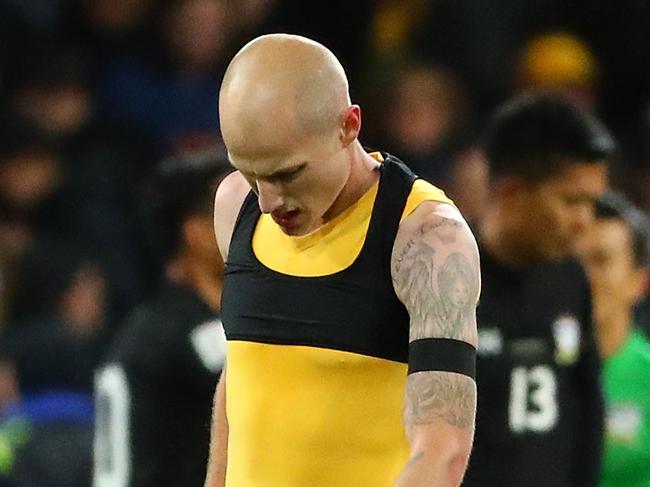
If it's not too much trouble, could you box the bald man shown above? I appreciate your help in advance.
[205,34,480,487]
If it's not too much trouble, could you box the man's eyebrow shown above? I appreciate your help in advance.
[241,163,306,180]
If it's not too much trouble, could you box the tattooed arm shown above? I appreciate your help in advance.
[392,201,480,487]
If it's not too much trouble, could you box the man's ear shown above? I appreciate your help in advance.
[491,175,528,203]
[339,105,361,147]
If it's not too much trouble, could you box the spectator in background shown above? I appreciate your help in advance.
[0,238,108,487]
[99,0,229,152]
[465,93,615,487]
[223,0,279,49]
[5,42,94,141]
[381,63,473,184]
[3,41,154,322]
[445,144,489,228]
[6,238,108,356]
[515,31,599,110]
[94,150,229,487]
[0,118,62,330]
[367,0,431,66]
[412,0,567,117]
[0,118,62,261]
[579,192,650,487]
[64,0,158,67]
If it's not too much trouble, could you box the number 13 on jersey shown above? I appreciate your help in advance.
[509,365,559,433]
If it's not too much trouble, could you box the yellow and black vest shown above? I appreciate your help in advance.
[221,153,452,487]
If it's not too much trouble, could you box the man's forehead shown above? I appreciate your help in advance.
[557,160,607,178]
[543,161,607,190]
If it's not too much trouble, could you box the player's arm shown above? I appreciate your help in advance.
[205,366,228,487]
[391,201,480,487]
[204,171,250,487]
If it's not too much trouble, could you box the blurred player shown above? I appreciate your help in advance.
[94,151,230,487]
[579,192,650,487]
[463,93,615,487]
[205,34,480,487]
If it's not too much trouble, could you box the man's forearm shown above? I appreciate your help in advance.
[394,424,472,487]
[204,372,228,487]
[393,372,476,487]
[394,449,468,487]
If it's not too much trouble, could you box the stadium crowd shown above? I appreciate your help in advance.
[0,1,649,486]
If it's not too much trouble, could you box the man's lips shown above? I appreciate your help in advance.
[271,210,300,228]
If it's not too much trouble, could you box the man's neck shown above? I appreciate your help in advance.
[322,142,380,223]
[479,207,539,270]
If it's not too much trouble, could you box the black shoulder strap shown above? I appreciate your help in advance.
[369,153,418,289]
[226,191,259,265]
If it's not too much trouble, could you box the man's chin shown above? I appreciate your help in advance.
[280,226,302,236]
[280,218,320,237]
[277,219,306,236]
[546,244,573,261]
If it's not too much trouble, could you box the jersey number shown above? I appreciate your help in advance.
[94,364,131,487]
[508,365,558,433]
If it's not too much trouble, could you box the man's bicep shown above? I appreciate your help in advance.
[392,202,480,345]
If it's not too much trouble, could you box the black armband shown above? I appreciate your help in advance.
[408,338,476,380]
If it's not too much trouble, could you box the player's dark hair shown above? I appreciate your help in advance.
[482,92,616,182]
[146,149,232,261]
[595,191,650,269]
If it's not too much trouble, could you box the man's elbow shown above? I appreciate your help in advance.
[449,442,473,485]
[410,426,474,485]
[440,433,473,484]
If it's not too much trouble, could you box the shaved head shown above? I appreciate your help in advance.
[219,34,351,155]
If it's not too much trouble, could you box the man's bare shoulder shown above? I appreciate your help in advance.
[214,171,251,260]
[398,200,465,236]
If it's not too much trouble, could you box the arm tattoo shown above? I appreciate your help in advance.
[400,451,426,476]
[393,211,479,431]
[405,372,476,429]
[393,217,479,342]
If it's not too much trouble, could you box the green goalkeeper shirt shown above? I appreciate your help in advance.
[601,329,650,487]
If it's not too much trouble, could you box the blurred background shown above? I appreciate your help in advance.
[0,0,648,485]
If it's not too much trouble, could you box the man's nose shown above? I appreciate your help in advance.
[256,180,284,214]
